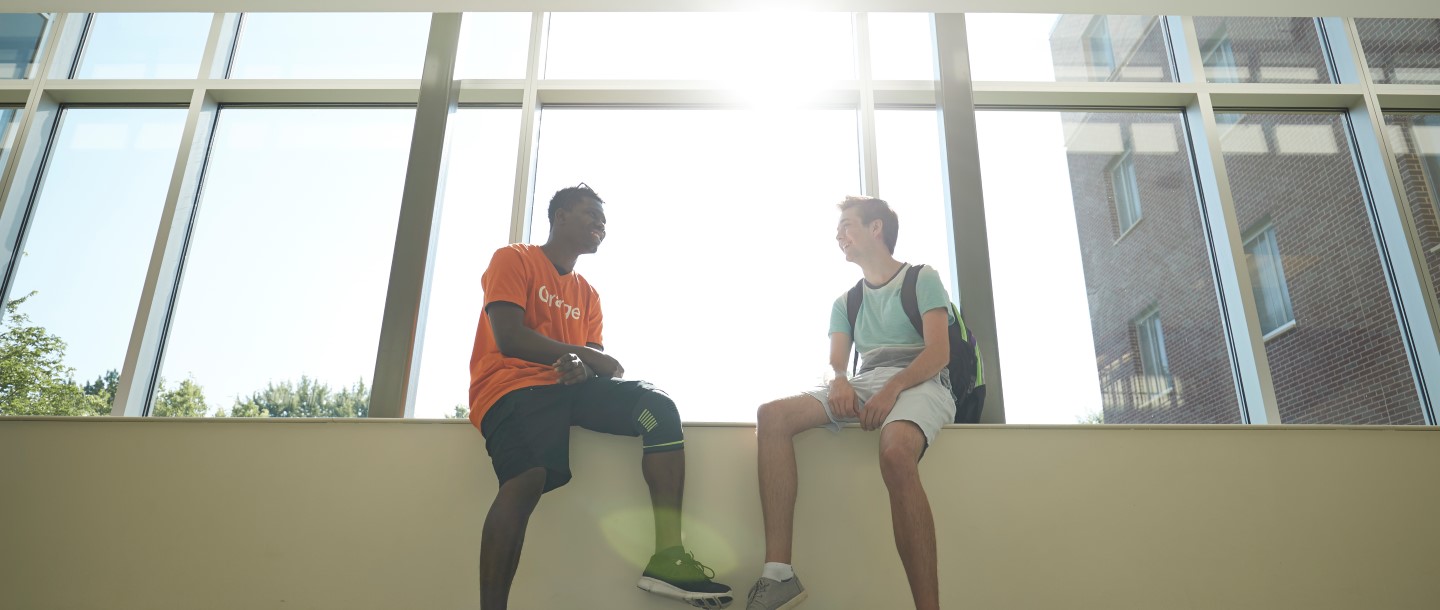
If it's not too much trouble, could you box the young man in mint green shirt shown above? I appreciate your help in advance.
[746,196,954,610]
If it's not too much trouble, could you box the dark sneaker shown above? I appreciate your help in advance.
[637,547,734,608]
[745,575,807,610]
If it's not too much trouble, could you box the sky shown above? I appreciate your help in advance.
[8,12,1134,423]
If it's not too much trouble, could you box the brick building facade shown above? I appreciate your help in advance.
[1051,16,1429,424]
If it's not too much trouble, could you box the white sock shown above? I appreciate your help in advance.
[762,562,794,581]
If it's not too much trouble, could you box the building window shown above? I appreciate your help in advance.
[1201,26,1240,83]
[1420,115,1440,211]
[1134,309,1172,399]
[1110,147,1142,234]
[1243,224,1296,336]
[1084,16,1116,80]
[0,13,47,79]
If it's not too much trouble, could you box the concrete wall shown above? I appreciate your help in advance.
[3,418,1439,609]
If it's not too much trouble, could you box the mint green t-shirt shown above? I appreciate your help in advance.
[829,264,955,354]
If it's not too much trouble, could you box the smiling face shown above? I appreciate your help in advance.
[836,207,882,263]
[553,196,607,254]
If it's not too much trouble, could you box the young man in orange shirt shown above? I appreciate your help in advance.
[469,184,733,610]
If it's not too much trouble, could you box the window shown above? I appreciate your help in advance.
[413,108,522,420]
[1194,18,1331,84]
[875,108,956,295]
[1219,112,1422,424]
[1243,225,1295,337]
[1200,26,1240,83]
[1085,16,1116,80]
[1356,18,1440,85]
[1110,147,1142,234]
[72,13,211,79]
[529,108,859,422]
[979,110,1239,424]
[969,14,1172,82]
[229,13,431,79]
[454,13,531,80]
[0,13,47,78]
[0,107,187,417]
[1134,309,1172,399]
[0,107,21,170]
[1383,113,1440,305]
[158,108,414,418]
[543,13,854,80]
[867,13,935,80]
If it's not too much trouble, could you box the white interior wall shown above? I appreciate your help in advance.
[2,419,1438,609]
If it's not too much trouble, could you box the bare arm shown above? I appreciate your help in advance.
[829,331,852,378]
[828,331,859,418]
[486,302,622,377]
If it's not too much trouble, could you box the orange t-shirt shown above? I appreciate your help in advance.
[468,244,603,430]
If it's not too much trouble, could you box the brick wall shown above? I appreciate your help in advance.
[1062,112,1242,424]
[1385,114,1440,304]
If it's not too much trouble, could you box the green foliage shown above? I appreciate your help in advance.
[0,293,108,416]
[227,376,370,418]
[446,404,468,419]
[1077,409,1105,425]
[0,293,371,419]
[153,377,211,417]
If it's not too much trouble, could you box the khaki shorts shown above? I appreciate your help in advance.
[802,366,956,446]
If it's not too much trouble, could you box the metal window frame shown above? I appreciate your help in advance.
[0,11,1435,425]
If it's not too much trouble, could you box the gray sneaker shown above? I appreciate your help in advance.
[745,575,807,610]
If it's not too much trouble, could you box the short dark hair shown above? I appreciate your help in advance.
[838,196,898,254]
[548,183,604,222]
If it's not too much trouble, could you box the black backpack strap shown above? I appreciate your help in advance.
[845,280,864,376]
[900,264,925,337]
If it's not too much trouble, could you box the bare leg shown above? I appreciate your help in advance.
[755,395,833,564]
[479,467,547,610]
[878,421,939,610]
[642,449,685,552]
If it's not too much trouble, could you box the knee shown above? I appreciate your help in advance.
[878,431,924,482]
[496,468,546,507]
[636,389,683,453]
[756,400,796,436]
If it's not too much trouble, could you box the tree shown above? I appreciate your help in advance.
[0,293,107,416]
[227,376,370,418]
[153,377,211,417]
[446,404,468,419]
[1077,409,1105,425]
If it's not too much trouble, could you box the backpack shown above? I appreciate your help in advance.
[845,264,986,424]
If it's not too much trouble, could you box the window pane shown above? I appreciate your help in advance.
[875,109,955,297]
[529,108,859,422]
[455,13,531,79]
[0,13,48,79]
[1357,19,1440,85]
[159,108,414,417]
[1384,113,1440,304]
[1243,227,1295,335]
[1218,112,1422,424]
[0,107,21,169]
[1135,311,1172,398]
[544,13,854,80]
[0,108,186,416]
[414,108,521,420]
[74,13,211,79]
[969,14,1173,82]
[1193,17,1332,84]
[979,110,1240,424]
[868,13,934,80]
[229,13,430,79]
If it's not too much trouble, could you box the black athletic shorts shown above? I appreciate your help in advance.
[480,378,667,493]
